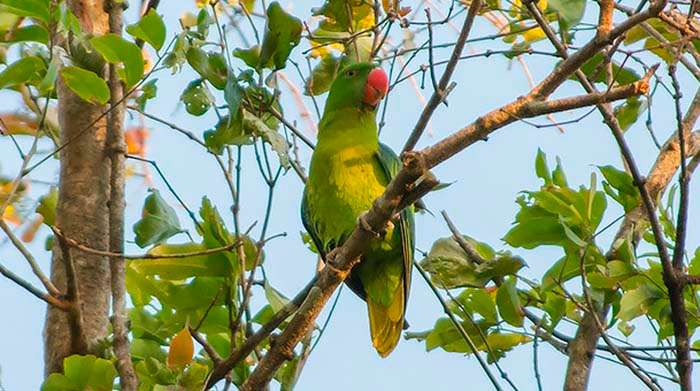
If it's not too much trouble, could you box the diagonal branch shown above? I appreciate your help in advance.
[0,261,70,310]
[52,226,242,259]
[403,0,482,152]
[0,219,61,297]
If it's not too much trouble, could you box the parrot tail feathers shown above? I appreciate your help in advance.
[367,281,405,358]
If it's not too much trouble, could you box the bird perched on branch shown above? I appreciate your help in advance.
[302,62,414,357]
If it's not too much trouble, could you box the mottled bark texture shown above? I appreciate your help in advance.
[44,0,111,376]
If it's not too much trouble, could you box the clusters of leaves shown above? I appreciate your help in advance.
[166,2,298,166]
[125,192,262,388]
[304,0,385,96]
[415,150,700,361]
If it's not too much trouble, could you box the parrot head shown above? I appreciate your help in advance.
[325,62,389,112]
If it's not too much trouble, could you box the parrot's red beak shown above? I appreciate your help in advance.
[363,67,389,107]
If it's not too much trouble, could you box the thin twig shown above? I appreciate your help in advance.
[403,0,482,152]
[0,219,61,296]
[414,261,504,391]
[0,261,70,310]
[53,227,242,259]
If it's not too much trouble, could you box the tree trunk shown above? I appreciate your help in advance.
[44,0,111,375]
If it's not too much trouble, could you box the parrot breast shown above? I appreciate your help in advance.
[306,144,387,250]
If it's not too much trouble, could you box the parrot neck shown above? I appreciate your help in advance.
[316,107,378,150]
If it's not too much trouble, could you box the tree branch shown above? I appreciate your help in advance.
[0,219,61,297]
[403,0,481,152]
[667,59,693,391]
[0,261,70,310]
[52,227,242,259]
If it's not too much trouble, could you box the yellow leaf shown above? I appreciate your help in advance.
[522,26,546,42]
[1,205,21,225]
[167,326,194,368]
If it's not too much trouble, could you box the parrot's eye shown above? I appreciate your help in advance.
[345,69,358,77]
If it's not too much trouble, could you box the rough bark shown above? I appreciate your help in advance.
[44,0,111,376]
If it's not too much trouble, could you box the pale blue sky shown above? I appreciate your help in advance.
[1,1,698,390]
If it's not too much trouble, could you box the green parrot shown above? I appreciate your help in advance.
[301,62,414,357]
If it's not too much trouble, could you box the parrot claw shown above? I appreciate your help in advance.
[358,213,384,238]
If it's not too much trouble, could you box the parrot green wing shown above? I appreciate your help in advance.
[301,188,369,300]
[300,189,326,261]
[375,143,415,316]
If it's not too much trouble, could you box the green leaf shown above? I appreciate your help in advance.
[617,321,635,337]
[543,292,566,327]
[496,277,523,327]
[345,35,373,63]
[204,114,250,155]
[126,9,166,51]
[552,157,568,187]
[186,47,227,89]
[181,362,208,390]
[258,2,302,70]
[503,216,565,249]
[38,59,58,95]
[542,253,580,290]
[0,0,50,24]
[455,288,498,323]
[130,338,166,362]
[576,53,640,85]
[2,24,48,43]
[422,317,473,353]
[41,355,117,391]
[619,285,662,321]
[276,356,301,391]
[645,38,674,64]
[599,165,640,212]
[547,0,586,30]
[264,280,290,313]
[535,149,552,185]
[133,189,182,248]
[36,187,58,226]
[561,219,587,247]
[90,33,144,87]
[129,242,232,279]
[420,237,487,288]
[311,0,373,31]
[252,304,275,325]
[59,66,110,105]
[233,45,261,69]
[41,374,75,391]
[136,78,158,110]
[198,197,243,276]
[483,332,531,362]
[180,79,213,116]
[474,254,526,280]
[305,55,343,96]
[0,56,45,90]
[614,96,646,131]
[689,247,700,276]
[163,32,190,72]
[243,110,290,168]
